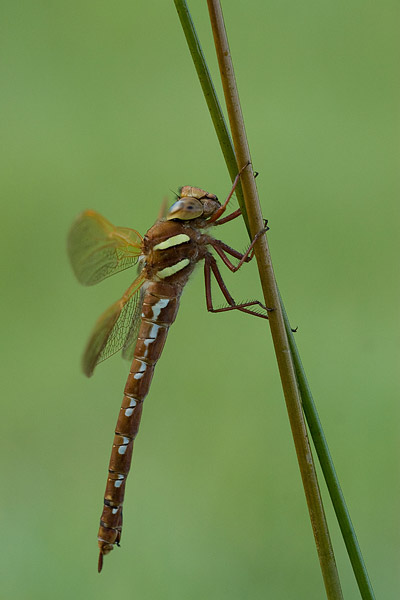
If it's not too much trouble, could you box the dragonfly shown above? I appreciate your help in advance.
[67,167,269,572]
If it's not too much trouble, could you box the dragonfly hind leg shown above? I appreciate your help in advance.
[204,253,270,319]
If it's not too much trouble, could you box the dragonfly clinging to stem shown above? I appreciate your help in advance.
[67,165,269,572]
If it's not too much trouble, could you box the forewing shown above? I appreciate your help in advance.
[82,272,146,376]
[68,210,143,286]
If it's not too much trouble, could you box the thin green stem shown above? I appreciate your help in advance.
[174,0,249,232]
[174,1,376,599]
[280,293,376,600]
[205,2,342,598]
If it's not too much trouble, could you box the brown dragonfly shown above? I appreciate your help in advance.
[68,169,268,572]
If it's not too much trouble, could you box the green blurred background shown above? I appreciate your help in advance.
[1,1,398,598]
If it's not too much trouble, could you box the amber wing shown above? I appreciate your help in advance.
[67,210,143,286]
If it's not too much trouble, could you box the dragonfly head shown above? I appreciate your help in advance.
[166,186,221,221]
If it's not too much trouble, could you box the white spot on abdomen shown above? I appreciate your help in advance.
[116,437,130,454]
[133,361,147,379]
[148,323,160,338]
[151,297,169,320]
[142,323,161,357]
[124,397,137,415]
[113,474,124,488]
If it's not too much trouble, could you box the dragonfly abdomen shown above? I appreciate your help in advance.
[98,282,182,568]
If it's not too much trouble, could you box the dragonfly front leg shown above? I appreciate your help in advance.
[213,207,242,226]
[207,162,251,224]
[204,253,269,319]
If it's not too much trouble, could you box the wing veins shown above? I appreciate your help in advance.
[68,210,143,286]
[82,271,146,376]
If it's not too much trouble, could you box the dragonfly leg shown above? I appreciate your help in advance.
[208,225,268,273]
[213,210,269,230]
[204,253,270,319]
[207,161,251,223]
[213,207,242,226]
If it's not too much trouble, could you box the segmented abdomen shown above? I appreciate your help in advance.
[97,281,181,562]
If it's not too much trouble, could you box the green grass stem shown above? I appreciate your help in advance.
[173,0,249,232]
[174,1,376,599]
[280,293,376,600]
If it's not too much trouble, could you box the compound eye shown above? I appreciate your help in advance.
[166,197,203,221]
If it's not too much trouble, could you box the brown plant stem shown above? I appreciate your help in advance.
[206,2,343,598]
